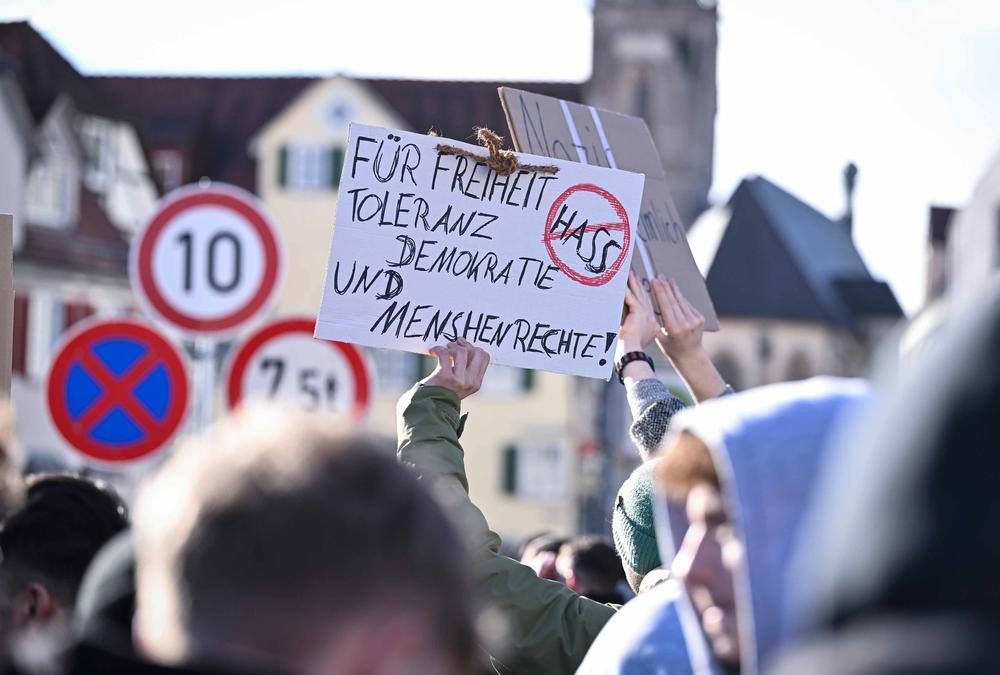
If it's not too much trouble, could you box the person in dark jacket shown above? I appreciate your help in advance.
[772,292,1000,674]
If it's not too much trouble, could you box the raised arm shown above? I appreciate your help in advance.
[618,271,729,459]
[396,340,614,675]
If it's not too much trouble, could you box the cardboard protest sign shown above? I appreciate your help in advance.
[499,87,719,331]
[315,124,645,379]
[0,215,12,399]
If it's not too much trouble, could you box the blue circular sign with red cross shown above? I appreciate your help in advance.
[46,319,190,464]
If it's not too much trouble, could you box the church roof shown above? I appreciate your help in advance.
[703,176,903,327]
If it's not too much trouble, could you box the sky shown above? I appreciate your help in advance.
[3,0,999,314]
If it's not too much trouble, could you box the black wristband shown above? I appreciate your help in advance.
[616,351,654,384]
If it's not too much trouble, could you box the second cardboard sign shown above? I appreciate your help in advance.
[500,87,718,331]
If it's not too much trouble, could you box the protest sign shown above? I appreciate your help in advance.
[499,87,718,331]
[315,124,645,379]
[0,215,12,399]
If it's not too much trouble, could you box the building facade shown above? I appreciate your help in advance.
[0,23,159,469]
[688,175,903,389]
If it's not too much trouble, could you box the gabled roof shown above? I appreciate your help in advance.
[94,75,582,191]
[703,176,903,327]
[0,21,119,122]
[95,76,315,191]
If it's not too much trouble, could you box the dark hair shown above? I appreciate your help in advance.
[520,532,567,560]
[0,473,129,609]
[560,536,626,589]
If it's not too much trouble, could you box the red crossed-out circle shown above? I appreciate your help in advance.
[543,183,632,287]
[46,319,190,464]
[132,185,282,335]
[225,317,372,417]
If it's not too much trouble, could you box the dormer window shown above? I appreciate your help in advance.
[25,160,75,229]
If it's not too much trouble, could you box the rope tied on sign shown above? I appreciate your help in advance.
[434,127,559,177]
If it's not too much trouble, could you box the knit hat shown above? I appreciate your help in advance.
[612,460,662,576]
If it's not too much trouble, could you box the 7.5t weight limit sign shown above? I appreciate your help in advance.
[130,184,283,339]
[226,317,373,419]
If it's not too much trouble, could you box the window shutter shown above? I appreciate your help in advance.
[64,301,94,331]
[330,147,344,188]
[278,146,289,187]
[520,368,535,392]
[12,294,27,375]
[501,445,518,495]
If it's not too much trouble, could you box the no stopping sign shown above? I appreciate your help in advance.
[130,184,283,339]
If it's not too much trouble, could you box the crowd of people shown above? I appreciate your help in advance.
[0,268,996,675]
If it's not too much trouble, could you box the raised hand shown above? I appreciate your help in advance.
[650,275,706,362]
[649,275,726,402]
[420,338,491,400]
[618,270,661,355]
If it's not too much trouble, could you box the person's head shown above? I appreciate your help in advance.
[612,461,662,593]
[0,473,128,634]
[519,533,566,582]
[133,405,476,675]
[654,379,870,673]
[555,536,625,602]
[657,432,741,667]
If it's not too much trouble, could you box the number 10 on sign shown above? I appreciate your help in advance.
[130,183,283,339]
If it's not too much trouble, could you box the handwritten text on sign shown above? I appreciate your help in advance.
[315,124,644,379]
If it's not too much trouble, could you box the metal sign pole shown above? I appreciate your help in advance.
[186,337,217,432]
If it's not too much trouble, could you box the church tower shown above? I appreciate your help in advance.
[587,0,718,225]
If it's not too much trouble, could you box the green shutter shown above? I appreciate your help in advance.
[278,145,288,187]
[330,146,344,188]
[521,368,535,392]
[501,445,518,495]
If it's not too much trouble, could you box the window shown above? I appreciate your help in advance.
[370,349,422,393]
[480,365,536,397]
[279,145,345,191]
[49,299,66,351]
[25,161,74,229]
[152,149,185,193]
[502,442,566,501]
[78,117,117,192]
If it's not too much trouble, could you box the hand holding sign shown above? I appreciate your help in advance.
[617,270,726,402]
[421,339,491,400]
[315,124,645,379]
[499,87,718,332]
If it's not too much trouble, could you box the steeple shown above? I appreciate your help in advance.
[588,0,718,225]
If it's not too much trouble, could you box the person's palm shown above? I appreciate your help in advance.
[619,271,660,350]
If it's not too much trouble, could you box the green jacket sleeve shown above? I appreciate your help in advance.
[397,385,616,675]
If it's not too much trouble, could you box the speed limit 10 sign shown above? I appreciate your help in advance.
[226,317,373,419]
[130,184,283,339]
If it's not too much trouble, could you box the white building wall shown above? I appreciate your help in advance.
[949,148,1000,311]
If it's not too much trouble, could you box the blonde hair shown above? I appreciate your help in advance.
[656,430,719,499]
